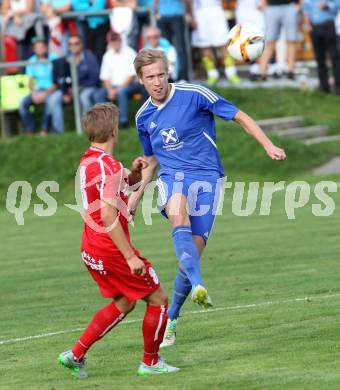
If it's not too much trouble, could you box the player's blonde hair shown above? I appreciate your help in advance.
[82,103,119,143]
[134,48,169,77]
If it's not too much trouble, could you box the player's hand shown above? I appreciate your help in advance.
[265,144,286,161]
[126,254,146,276]
[131,157,149,173]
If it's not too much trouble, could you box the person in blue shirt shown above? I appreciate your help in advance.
[71,0,110,62]
[303,0,340,93]
[129,49,286,347]
[144,26,178,81]
[19,37,61,134]
[154,0,190,81]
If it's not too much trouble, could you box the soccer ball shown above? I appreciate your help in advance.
[227,23,265,62]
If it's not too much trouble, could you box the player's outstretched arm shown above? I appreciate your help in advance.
[101,200,146,275]
[233,111,287,161]
[128,155,159,216]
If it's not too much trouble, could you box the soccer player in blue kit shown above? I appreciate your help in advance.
[129,49,286,347]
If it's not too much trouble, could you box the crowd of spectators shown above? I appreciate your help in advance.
[0,0,340,135]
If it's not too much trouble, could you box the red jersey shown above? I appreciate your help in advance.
[80,146,135,257]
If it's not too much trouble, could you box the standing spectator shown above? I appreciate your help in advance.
[190,0,240,86]
[258,0,301,79]
[303,0,340,93]
[19,37,63,135]
[94,32,145,128]
[155,0,190,81]
[135,0,153,50]
[71,0,110,62]
[1,0,39,59]
[144,25,178,81]
[109,0,138,50]
[68,34,100,113]
[40,0,73,56]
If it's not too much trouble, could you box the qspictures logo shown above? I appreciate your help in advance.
[4,171,339,227]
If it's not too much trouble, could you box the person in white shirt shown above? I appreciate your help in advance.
[93,31,145,128]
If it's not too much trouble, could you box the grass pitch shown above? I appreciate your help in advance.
[1,184,340,390]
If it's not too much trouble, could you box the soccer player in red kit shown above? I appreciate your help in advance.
[58,103,179,378]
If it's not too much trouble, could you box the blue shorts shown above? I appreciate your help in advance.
[156,173,224,242]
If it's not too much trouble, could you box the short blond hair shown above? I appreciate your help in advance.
[134,48,169,77]
[82,103,119,143]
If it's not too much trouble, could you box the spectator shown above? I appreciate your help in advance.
[303,0,340,94]
[40,0,73,56]
[135,0,153,50]
[155,0,190,81]
[109,0,137,50]
[67,34,100,113]
[19,37,63,135]
[51,55,72,104]
[1,0,39,59]
[258,0,301,79]
[190,0,240,86]
[144,25,178,81]
[94,32,145,128]
[71,0,110,62]
[337,9,340,44]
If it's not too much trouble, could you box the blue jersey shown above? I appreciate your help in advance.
[135,83,239,178]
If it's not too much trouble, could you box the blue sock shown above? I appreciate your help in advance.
[168,268,192,320]
[172,226,203,287]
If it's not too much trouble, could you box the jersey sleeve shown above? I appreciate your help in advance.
[196,86,239,121]
[136,121,154,156]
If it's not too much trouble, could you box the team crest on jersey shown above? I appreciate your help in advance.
[160,127,183,151]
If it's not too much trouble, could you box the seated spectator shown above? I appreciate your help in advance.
[1,0,39,60]
[144,25,178,81]
[51,56,72,103]
[71,0,110,62]
[40,0,73,56]
[68,34,100,113]
[94,32,145,128]
[19,37,63,135]
[109,0,137,49]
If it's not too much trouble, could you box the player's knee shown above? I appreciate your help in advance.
[146,287,168,306]
[114,296,136,314]
[171,214,190,228]
[126,300,136,313]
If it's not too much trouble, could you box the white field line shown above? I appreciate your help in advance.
[1,293,340,346]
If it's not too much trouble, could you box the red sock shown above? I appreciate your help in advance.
[142,304,168,366]
[72,301,124,360]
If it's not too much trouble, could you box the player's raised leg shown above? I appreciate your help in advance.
[58,296,135,379]
[166,193,211,309]
[161,234,211,348]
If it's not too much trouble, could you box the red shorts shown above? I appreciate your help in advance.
[81,250,160,301]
